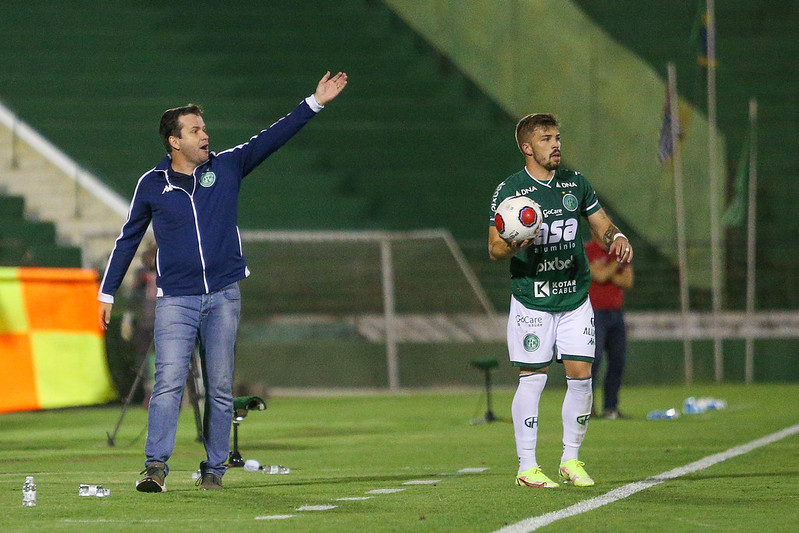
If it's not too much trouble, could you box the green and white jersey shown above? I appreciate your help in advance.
[489,167,601,312]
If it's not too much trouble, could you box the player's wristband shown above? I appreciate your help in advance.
[612,232,627,242]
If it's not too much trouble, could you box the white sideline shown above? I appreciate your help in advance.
[494,423,799,533]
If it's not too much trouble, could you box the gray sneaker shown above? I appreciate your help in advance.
[196,461,224,490]
[136,462,167,493]
[198,472,223,490]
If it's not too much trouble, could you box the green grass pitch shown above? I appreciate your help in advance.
[1,383,797,532]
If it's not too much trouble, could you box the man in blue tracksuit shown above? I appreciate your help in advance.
[98,71,348,492]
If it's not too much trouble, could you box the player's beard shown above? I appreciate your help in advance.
[534,150,561,171]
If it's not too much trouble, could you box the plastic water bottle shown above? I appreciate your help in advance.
[22,476,37,507]
[682,396,705,414]
[79,484,110,497]
[697,397,727,411]
[244,459,291,474]
[262,465,291,474]
[646,407,680,420]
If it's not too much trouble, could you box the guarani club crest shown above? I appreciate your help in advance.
[523,334,540,352]
[199,171,216,187]
[562,193,578,212]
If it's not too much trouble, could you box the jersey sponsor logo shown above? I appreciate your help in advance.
[515,186,537,195]
[524,416,538,428]
[585,317,595,343]
[516,315,544,327]
[162,184,174,194]
[534,280,577,297]
[199,171,216,187]
[536,255,575,273]
[556,181,577,188]
[490,186,502,212]
[534,218,579,245]
[562,193,578,211]
[533,281,550,298]
[523,333,540,351]
[542,208,562,218]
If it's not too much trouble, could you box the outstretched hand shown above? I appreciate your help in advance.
[314,71,348,106]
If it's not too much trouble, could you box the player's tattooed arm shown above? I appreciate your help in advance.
[587,208,633,262]
[601,224,621,249]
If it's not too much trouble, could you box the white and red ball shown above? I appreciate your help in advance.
[494,195,543,243]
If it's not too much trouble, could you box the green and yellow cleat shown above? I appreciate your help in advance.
[559,459,595,487]
[515,466,559,488]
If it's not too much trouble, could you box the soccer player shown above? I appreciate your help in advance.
[98,71,348,492]
[488,113,633,488]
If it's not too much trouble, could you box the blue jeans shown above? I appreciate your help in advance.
[145,282,241,477]
[591,308,627,411]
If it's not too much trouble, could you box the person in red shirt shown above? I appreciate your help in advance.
[586,236,634,419]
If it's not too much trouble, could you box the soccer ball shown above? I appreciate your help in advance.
[494,195,543,243]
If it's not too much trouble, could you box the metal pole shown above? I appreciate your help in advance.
[440,230,497,316]
[706,0,724,381]
[11,113,20,169]
[380,236,400,391]
[74,169,82,218]
[745,98,758,383]
[668,63,693,385]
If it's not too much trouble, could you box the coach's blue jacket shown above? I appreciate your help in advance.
[99,97,320,302]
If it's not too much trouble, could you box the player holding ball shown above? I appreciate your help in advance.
[488,112,632,488]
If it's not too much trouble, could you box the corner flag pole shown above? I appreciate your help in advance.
[668,63,693,384]
[705,0,724,381]
[744,97,758,383]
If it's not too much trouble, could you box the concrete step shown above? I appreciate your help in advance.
[0,120,128,272]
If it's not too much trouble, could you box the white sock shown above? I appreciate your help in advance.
[512,373,547,473]
[561,377,593,463]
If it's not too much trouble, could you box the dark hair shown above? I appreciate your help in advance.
[515,113,559,153]
[159,104,203,153]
